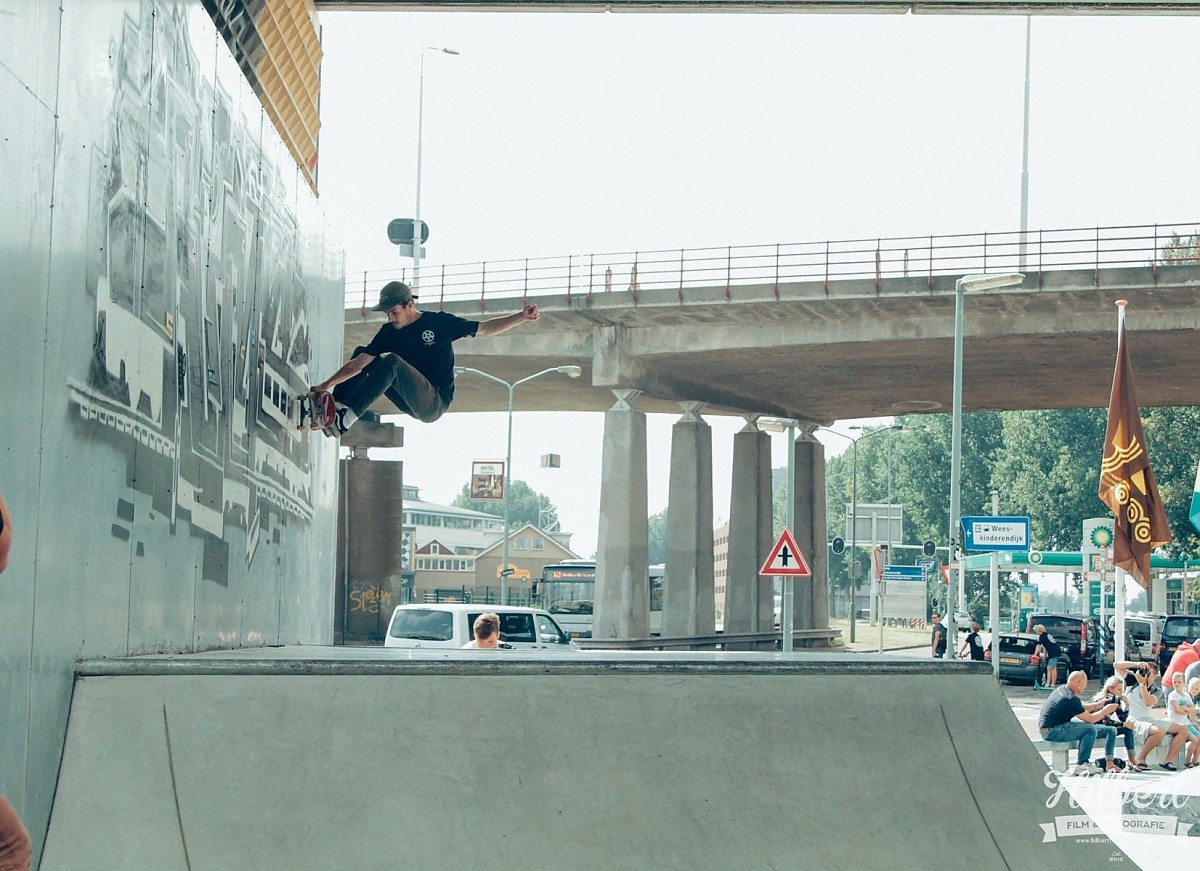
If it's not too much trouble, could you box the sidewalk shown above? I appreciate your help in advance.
[829,617,933,654]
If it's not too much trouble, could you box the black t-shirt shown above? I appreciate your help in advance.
[1038,631,1061,658]
[966,631,985,661]
[364,311,479,403]
[1038,685,1084,731]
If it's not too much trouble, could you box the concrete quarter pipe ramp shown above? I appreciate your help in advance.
[43,650,1127,869]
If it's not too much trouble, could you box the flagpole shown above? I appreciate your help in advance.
[1108,299,1128,662]
[1100,297,1171,639]
[1113,300,1128,665]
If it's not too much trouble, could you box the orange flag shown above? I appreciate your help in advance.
[1098,303,1171,589]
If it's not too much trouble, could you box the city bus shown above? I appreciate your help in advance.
[536,561,664,638]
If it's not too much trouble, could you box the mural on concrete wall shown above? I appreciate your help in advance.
[66,1,317,585]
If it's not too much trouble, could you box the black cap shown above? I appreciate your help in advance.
[371,281,418,311]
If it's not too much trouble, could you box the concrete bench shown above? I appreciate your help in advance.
[1033,733,1186,772]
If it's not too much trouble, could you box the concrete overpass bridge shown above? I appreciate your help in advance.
[344,221,1200,422]
[339,220,1200,644]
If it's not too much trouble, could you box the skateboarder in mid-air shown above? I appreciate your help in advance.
[301,281,540,436]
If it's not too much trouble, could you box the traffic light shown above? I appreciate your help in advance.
[923,539,936,557]
[831,536,845,555]
[932,597,939,611]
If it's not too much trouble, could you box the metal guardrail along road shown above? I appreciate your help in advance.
[346,221,1200,311]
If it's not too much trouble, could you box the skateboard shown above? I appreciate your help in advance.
[296,390,336,432]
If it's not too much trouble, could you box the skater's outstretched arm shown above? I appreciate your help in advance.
[475,303,540,337]
[313,353,375,394]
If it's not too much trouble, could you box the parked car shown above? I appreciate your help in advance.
[1158,614,1200,671]
[383,604,581,651]
[1024,613,1103,678]
[986,632,1064,685]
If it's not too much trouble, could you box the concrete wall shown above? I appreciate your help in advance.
[42,652,1130,869]
[0,0,343,860]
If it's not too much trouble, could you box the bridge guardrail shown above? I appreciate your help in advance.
[345,221,1200,311]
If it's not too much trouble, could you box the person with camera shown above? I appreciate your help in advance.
[1037,670,1120,776]
[1115,660,1186,772]
[1091,676,1137,769]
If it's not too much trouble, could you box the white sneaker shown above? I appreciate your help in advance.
[1071,762,1102,776]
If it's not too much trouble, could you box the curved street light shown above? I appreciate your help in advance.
[821,424,907,643]
[948,273,1023,647]
[413,46,460,292]
[453,365,582,604]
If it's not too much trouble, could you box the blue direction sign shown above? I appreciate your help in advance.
[960,516,1031,552]
[883,565,924,581]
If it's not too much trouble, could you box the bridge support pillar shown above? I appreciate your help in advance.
[793,427,830,635]
[663,402,716,639]
[594,389,650,640]
[724,417,774,649]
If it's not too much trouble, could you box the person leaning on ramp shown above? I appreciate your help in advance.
[304,281,540,436]
[1038,670,1120,776]
[461,613,513,650]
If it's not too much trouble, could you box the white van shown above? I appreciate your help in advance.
[383,604,581,651]
[1109,614,1163,662]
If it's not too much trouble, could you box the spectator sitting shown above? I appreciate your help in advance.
[1166,672,1200,768]
[1092,676,1137,769]
[1037,670,1120,776]
[1115,660,1188,772]
[1164,640,1199,688]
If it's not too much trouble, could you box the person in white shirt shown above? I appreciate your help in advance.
[461,613,512,649]
[1115,660,1188,772]
[1166,671,1200,768]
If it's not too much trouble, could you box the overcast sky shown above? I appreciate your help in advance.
[316,9,1200,560]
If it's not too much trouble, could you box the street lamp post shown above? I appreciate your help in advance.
[453,365,582,604]
[414,46,459,292]
[759,417,798,652]
[822,424,906,644]
[947,273,1023,649]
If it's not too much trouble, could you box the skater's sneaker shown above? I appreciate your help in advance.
[1071,762,1102,776]
[322,405,354,438]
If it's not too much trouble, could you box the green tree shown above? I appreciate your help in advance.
[648,509,668,565]
[452,479,559,530]
[1141,406,1200,558]
[1161,231,1200,264]
[839,405,1200,612]
[991,408,1107,551]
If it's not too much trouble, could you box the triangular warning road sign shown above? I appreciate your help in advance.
[760,528,812,576]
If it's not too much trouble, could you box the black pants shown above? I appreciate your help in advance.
[332,348,448,423]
